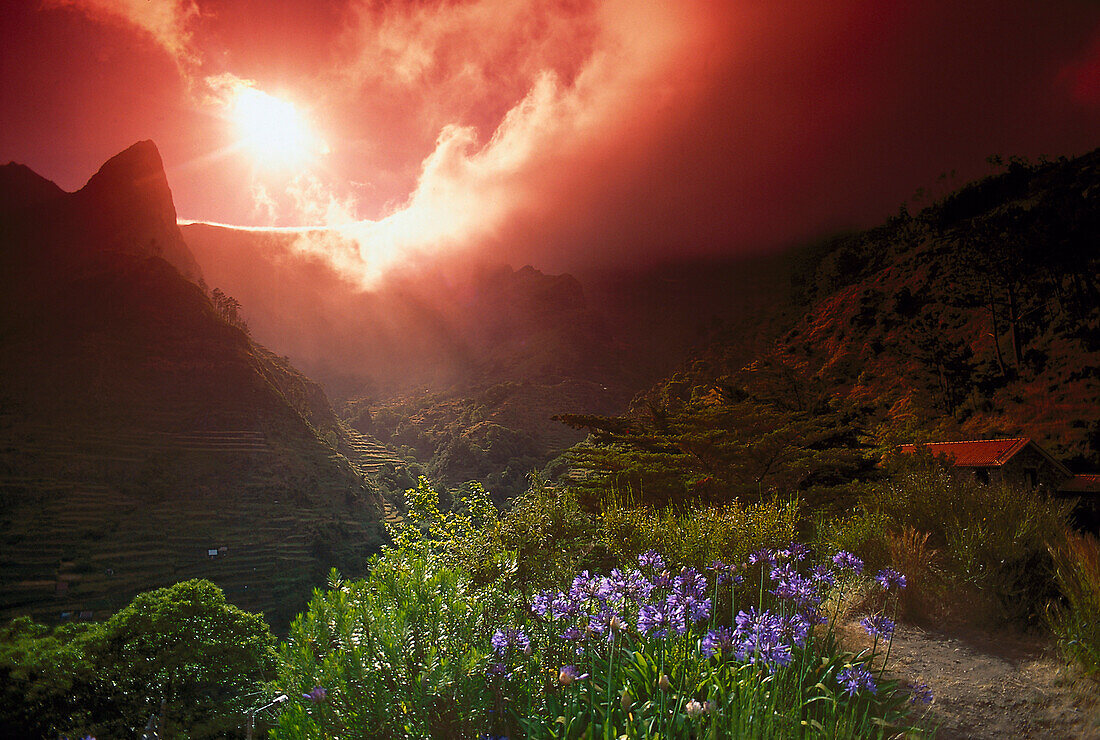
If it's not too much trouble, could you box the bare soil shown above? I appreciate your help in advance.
[841,622,1100,738]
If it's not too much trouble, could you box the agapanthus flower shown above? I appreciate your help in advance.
[303,686,327,702]
[874,568,907,591]
[559,626,582,642]
[831,551,864,575]
[569,571,612,607]
[701,626,736,658]
[810,564,837,587]
[607,567,652,605]
[638,603,671,638]
[748,548,776,567]
[770,563,820,607]
[491,627,531,655]
[486,662,510,678]
[638,550,666,571]
[734,607,793,670]
[784,612,812,646]
[908,682,934,704]
[837,665,876,697]
[859,614,895,640]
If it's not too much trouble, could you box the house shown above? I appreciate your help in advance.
[897,437,1100,529]
[896,437,1071,490]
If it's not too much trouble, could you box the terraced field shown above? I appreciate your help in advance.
[338,426,407,529]
[0,424,387,629]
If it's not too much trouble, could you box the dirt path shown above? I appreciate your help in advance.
[844,622,1100,738]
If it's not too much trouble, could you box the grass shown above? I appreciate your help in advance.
[1047,529,1100,675]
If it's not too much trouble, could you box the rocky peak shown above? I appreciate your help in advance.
[71,140,202,280]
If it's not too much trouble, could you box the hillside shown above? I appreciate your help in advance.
[0,142,389,629]
[553,152,1099,505]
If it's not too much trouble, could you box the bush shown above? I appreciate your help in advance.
[851,462,1071,624]
[274,553,501,739]
[1047,530,1100,675]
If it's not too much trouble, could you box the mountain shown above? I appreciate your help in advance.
[561,151,1100,504]
[0,143,388,629]
[181,224,644,498]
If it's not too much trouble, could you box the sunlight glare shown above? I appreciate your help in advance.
[232,88,327,169]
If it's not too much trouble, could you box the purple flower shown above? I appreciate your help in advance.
[748,548,776,567]
[810,564,836,588]
[908,682,934,704]
[638,603,670,638]
[874,568,907,591]
[560,626,582,641]
[607,568,652,604]
[486,661,510,678]
[491,627,531,655]
[769,563,820,607]
[831,551,864,575]
[701,626,735,658]
[734,607,793,670]
[708,559,741,585]
[859,614,895,640]
[638,550,666,572]
[303,686,327,702]
[837,665,876,697]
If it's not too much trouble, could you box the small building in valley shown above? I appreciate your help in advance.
[896,437,1100,529]
[896,437,1071,490]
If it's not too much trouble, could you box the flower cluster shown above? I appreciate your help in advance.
[860,614,896,640]
[491,628,531,655]
[303,686,327,702]
[530,553,713,641]
[837,664,876,697]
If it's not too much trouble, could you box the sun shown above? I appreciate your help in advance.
[231,87,327,169]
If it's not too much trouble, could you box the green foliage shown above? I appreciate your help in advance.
[388,476,499,565]
[87,579,277,738]
[0,580,276,739]
[1047,530,1100,675]
[274,556,500,739]
[556,379,875,510]
[491,475,596,592]
[597,496,800,573]
[0,617,96,737]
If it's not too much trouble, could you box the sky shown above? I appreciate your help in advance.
[2,0,1100,280]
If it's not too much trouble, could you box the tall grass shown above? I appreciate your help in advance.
[821,461,1072,624]
[1047,530,1100,675]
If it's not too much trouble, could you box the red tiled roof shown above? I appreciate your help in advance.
[1060,474,1100,494]
[897,438,1032,467]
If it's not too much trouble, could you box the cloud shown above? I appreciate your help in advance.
[43,0,201,66]
[263,0,715,285]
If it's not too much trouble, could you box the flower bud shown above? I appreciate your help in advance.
[658,674,671,692]
[620,690,632,712]
[610,615,622,633]
[685,700,704,718]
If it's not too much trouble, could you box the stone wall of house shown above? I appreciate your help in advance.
[998,445,1070,490]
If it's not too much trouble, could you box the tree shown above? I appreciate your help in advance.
[84,580,276,739]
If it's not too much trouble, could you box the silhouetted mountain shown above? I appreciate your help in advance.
[0,143,387,629]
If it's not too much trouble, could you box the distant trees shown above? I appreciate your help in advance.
[555,360,876,510]
[209,287,250,335]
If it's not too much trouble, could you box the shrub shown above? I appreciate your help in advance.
[1047,530,1100,675]
[274,554,501,739]
[855,462,1071,623]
